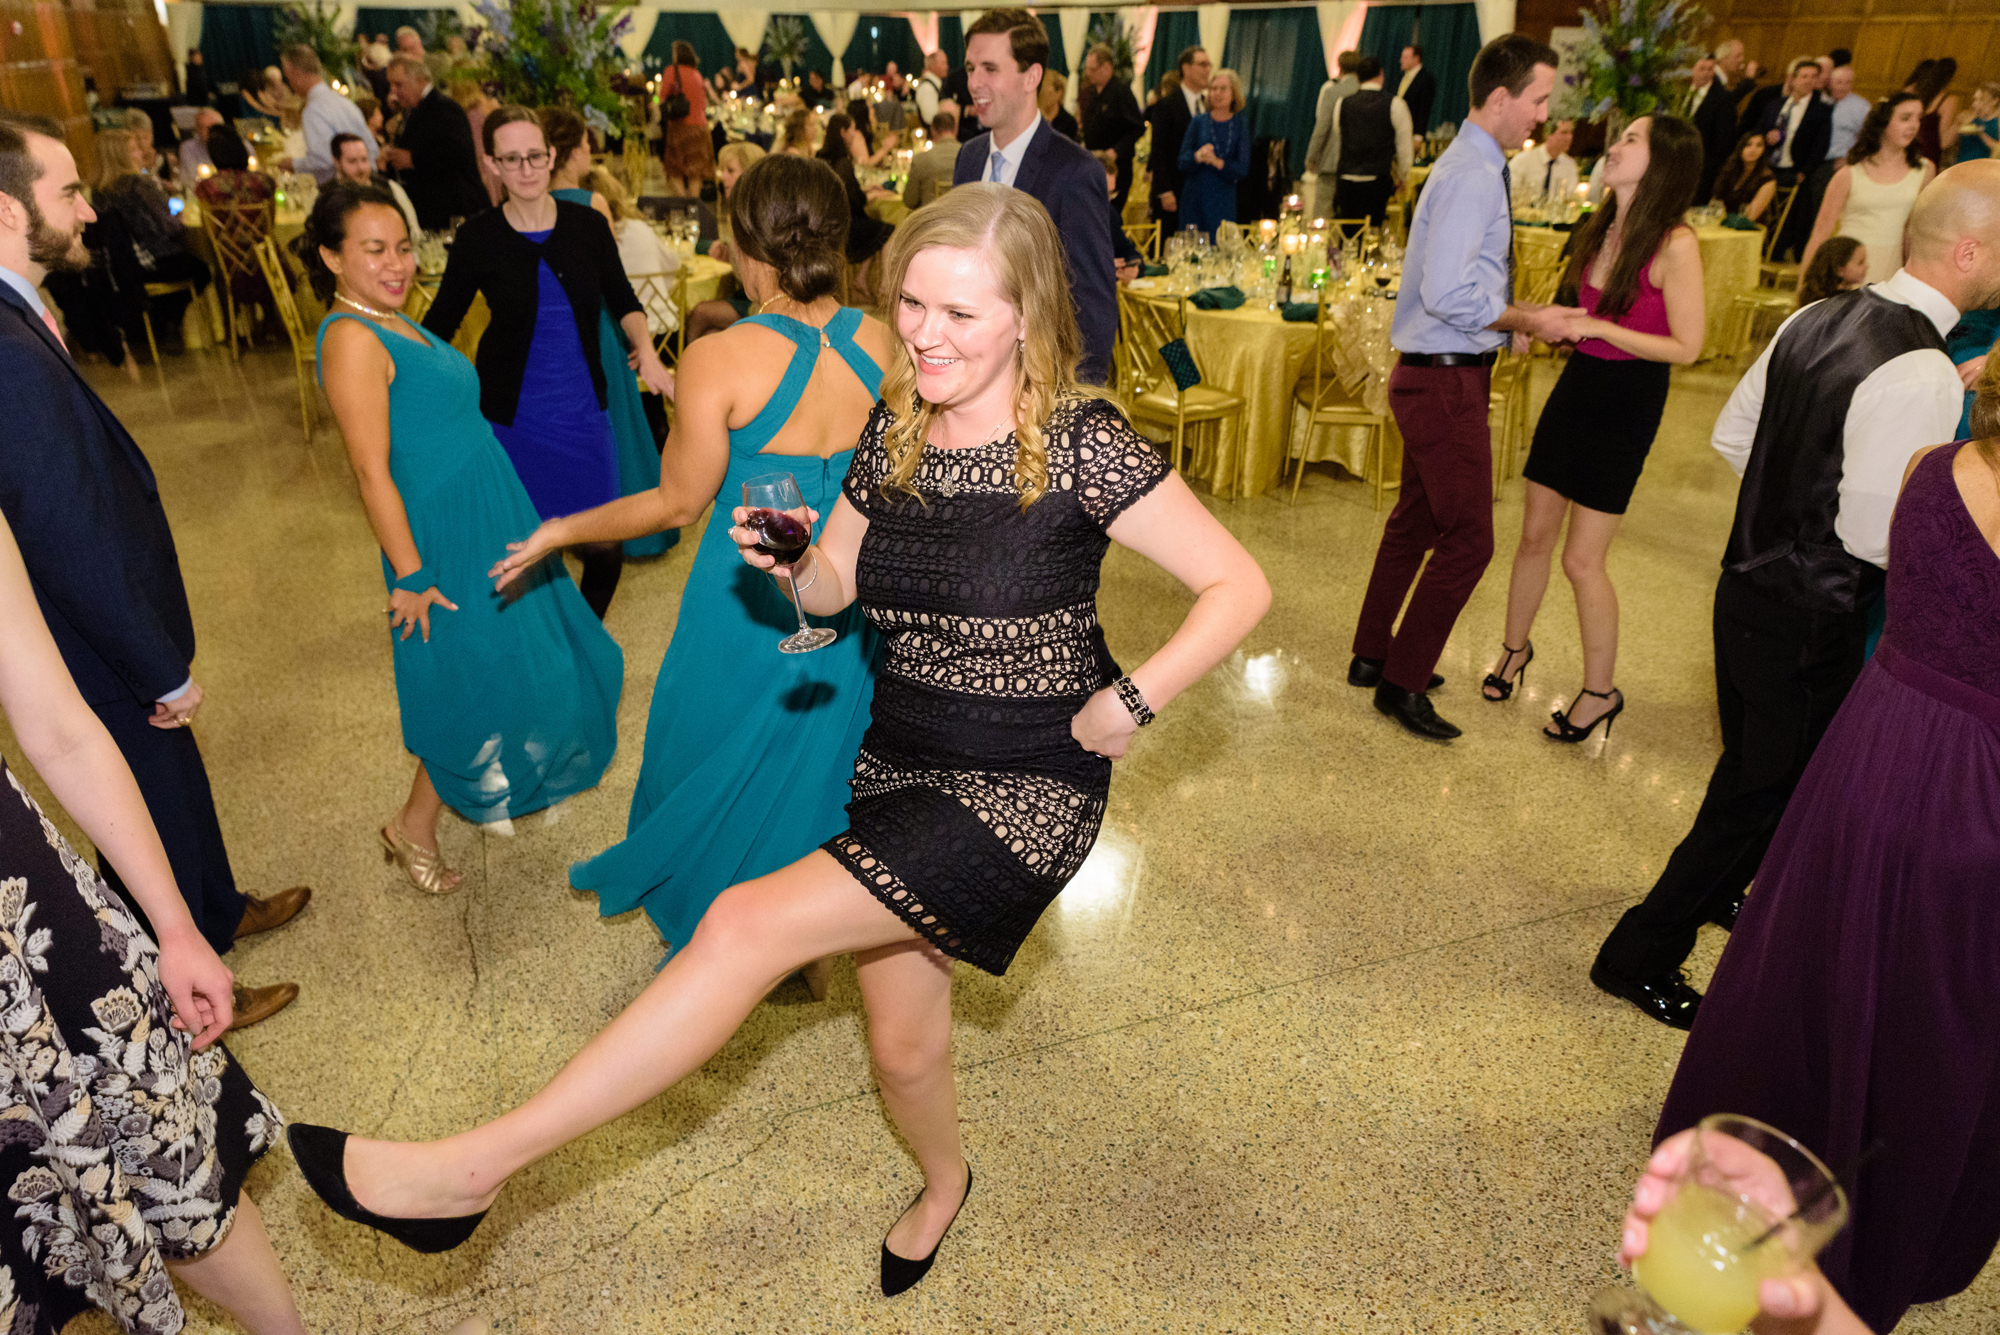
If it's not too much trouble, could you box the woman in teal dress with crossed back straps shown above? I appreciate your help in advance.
[494,155,888,965]
[311,181,624,894]
[545,107,677,561]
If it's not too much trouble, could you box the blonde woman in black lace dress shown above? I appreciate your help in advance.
[288,182,1269,1296]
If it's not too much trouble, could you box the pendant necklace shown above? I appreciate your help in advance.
[932,417,1012,497]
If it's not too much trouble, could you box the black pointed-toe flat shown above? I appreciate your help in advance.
[880,1164,973,1297]
[288,1123,488,1254]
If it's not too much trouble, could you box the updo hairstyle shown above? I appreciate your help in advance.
[538,105,589,170]
[726,154,850,305]
[481,103,542,156]
[302,179,406,301]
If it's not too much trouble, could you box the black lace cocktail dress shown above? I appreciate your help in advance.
[826,397,1171,974]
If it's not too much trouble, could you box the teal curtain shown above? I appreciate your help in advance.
[1358,5,1419,89]
[937,14,964,74]
[1222,7,1328,180]
[200,6,282,93]
[641,12,735,81]
[842,14,924,76]
[762,14,835,84]
[1417,4,1480,131]
[1038,14,1066,80]
[1143,9,1201,98]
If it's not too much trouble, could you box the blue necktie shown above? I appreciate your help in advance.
[990,149,1005,183]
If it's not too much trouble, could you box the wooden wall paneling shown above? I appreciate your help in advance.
[0,0,94,175]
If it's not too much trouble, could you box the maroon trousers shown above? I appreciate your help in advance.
[1352,362,1496,693]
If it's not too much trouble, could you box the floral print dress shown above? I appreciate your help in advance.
[0,764,281,1335]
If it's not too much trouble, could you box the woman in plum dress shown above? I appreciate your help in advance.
[1656,364,2000,1333]
[286,183,1270,1295]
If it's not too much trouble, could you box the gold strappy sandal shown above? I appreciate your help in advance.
[380,822,463,895]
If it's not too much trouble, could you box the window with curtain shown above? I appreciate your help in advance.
[1360,2,1480,133]
[199,6,282,94]
[841,14,925,77]
[761,13,836,84]
[938,14,965,74]
[641,13,737,82]
[1038,14,1067,79]
[1143,9,1202,97]
[1222,6,1329,181]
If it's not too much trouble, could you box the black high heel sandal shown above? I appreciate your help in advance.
[1545,686,1624,743]
[880,1163,973,1297]
[1481,641,1534,702]
[287,1124,489,1254]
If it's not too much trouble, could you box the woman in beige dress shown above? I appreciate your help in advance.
[1801,92,1934,283]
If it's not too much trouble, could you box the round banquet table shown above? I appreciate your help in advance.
[1126,282,1399,500]
[1511,220,1762,360]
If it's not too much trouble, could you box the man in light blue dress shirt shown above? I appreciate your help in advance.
[1351,34,1579,741]
[279,44,378,185]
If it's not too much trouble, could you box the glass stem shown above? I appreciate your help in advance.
[784,567,811,635]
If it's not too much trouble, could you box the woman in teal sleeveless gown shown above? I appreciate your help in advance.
[310,182,623,894]
[491,154,889,952]
[547,112,676,562]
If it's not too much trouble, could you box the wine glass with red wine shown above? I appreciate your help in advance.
[742,472,837,653]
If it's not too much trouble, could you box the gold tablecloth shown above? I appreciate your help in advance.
[1125,283,1398,500]
[1511,221,1763,360]
[679,253,735,306]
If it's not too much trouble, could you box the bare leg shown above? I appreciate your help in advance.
[683,299,741,344]
[166,1194,307,1335]
[856,940,967,1258]
[341,851,919,1218]
[398,763,449,851]
[1554,502,1625,727]
[1487,480,1569,697]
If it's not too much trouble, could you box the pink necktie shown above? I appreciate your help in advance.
[39,308,67,355]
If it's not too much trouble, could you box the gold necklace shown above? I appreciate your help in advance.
[336,293,399,322]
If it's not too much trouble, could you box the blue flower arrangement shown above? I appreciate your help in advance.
[1552,0,1711,129]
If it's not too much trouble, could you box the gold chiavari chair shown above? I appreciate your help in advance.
[1759,185,1802,289]
[627,270,683,362]
[201,198,274,358]
[1114,288,1243,475]
[1488,350,1534,497]
[1122,220,1161,263]
[251,237,317,442]
[138,277,200,364]
[1287,288,1396,509]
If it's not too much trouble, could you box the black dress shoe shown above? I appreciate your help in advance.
[1590,960,1702,1031]
[1348,656,1444,692]
[1373,683,1462,740]
[1707,891,1747,931]
[287,1124,488,1254]
[881,1164,973,1297]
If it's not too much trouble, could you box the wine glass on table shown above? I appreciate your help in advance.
[1591,1114,1849,1335]
[742,472,837,654]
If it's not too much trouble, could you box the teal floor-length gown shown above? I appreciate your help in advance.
[554,187,677,560]
[571,310,882,947]
[318,311,624,822]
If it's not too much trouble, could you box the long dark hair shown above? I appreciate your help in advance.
[1797,235,1864,307]
[844,97,876,151]
[818,112,856,165]
[302,180,405,300]
[1908,57,1955,106]
[1558,114,1702,318]
[1711,131,1772,209]
[1849,93,1925,168]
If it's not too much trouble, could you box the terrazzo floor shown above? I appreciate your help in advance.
[12,340,1996,1334]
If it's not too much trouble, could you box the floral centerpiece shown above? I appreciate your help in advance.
[763,16,809,82]
[468,0,636,138]
[274,1,354,82]
[1552,0,1711,129]
[1083,14,1137,82]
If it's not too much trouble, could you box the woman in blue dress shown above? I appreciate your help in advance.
[311,181,624,893]
[1177,69,1252,240]
[491,154,887,981]
[544,105,677,562]
[422,105,676,620]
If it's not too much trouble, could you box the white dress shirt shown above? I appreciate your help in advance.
[1396,65,1420,100]
[1508,143,1579,207]
[1712,269,1964,569]
[983,117,1038,189]
[1688,81,1709,118]
[1776,95,1810,170]
[1314,80,1414,184]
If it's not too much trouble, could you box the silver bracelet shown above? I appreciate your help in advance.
[791,549,818,594]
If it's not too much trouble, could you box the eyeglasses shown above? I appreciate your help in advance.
[493,150,550,172]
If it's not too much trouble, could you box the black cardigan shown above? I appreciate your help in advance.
[422,200,644,427]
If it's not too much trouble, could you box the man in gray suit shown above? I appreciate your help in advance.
[903,110,962,209]
[1306,51,1364,218]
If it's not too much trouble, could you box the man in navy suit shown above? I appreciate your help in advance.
[0,114,307,1028]
[952,7,1116,383]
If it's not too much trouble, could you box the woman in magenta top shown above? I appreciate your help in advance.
[1482,115,1708,741]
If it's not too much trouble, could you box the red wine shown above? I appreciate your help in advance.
[747,507,810,563]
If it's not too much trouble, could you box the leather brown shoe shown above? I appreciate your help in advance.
[233,885,312,940]
[230,982,299,1030]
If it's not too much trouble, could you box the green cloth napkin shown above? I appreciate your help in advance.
[1721,214,1758,231]
[1140,262,1168,277]
[1279,302,1322,322]
[695,237,714,255]
[1188,285,1246,310]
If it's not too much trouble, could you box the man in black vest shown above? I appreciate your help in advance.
[1325,55,1413,227]
[1590,163,2000,1029]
